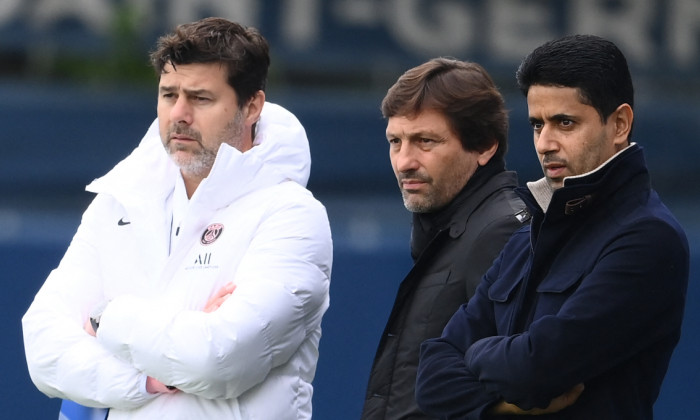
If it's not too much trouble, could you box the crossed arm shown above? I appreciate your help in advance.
[415,296,581,418]
[83,282,237,394]
[416,221,687,418]
[23,190,332,409]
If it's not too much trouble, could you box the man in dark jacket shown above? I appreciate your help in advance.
[361,58,528,419]
[416,35,689,419]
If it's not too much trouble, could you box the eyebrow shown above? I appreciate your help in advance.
[159,86,214,97]
[386,130,446,140]
[550,113,576,121]
[529,113,576,124]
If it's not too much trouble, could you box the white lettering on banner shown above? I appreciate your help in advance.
[385,0,475,56]
[1,0,699,70]
[571,0,654,63]
[0,0,22,26]
[332,0,381,25]
[32,0,111,33]
[669,0,700,67]
[167,0,259,29]
[282,0,322,49]
[486,0,553,62]
[0,0,259,35]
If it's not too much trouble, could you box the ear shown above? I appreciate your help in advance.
[476,141,499,166]
[244,90,265,126]
[612,103,633,147]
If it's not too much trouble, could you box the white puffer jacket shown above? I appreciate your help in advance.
[22,103,333,419]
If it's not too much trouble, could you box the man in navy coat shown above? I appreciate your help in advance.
[416,34,689,419]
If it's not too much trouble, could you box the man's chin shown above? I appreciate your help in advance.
[169,150,193,166]
[546,177,564,190]
[403,196,435,213]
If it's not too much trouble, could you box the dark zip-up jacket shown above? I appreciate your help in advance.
[362,160,528,419]
[416,145,689,419]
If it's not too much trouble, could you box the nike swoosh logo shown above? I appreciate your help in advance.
[118,218,131,226]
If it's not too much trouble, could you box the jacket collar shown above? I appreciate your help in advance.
[85,102,311,212]
[447,167,519,238]
[519,143,649,218]
[410,158,517,259]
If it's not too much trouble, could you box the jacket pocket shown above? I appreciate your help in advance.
[419,270,471,340]
[487,275,524,333]
[534,269,584,317]
[421,270,461,327]
[488,275,522,303]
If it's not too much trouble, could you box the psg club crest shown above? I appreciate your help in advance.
[201,223,224,245]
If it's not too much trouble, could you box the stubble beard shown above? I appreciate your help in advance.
[165,129,217,180]
[165,111,245,180]
[399,160,472,214]
[403,187,452,213]
[541,154,567,190]
[400,177,441,213]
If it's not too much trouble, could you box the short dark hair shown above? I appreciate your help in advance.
[150,17,270,107]
[516,34,634,126]
[382,57,509,161]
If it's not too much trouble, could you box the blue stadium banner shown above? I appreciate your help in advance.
[0,0,698,77]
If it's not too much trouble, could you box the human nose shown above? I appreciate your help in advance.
[393,142,420,173]
[534,125,559,155]
[170,96,193,125]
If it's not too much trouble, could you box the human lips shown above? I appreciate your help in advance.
[170,133,196,142]
[544,163,566,178]
[167,126,201,146]
[542,156,567,179]
[399,176,429,192]
[403,180,425,191]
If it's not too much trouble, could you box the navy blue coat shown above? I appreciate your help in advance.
[416,145,689,419]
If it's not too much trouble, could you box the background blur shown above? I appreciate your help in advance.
[2,1,699,418]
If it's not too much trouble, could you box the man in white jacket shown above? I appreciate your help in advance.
[22,17,332,419]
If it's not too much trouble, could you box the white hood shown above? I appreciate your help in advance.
[86,102,311,208]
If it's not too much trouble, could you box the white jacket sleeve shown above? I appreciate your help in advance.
[21,195,155,409]
[97,187,332,399]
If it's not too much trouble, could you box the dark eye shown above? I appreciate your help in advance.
[531,121,543,131]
